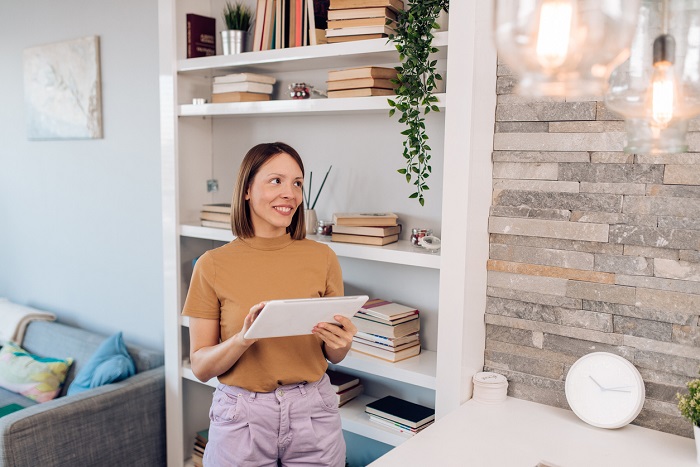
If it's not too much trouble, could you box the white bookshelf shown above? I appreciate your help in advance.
[179,93,446,117]
[180,224,440,268]
[160,2,496,466]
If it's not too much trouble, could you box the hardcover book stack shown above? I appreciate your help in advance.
[331,212,400,245]
[191,428,209,467]
[326,0,403,43]
[350,298,420,362]
[365,395,435,435]
[211,73,276,103]
[327,66,398,98]
[200,203,231,229]
[326,368,364,407]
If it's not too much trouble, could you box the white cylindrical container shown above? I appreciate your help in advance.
[473,371,509,403]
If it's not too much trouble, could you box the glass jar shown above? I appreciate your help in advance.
[410,228,433,247]
[316,219,333,236]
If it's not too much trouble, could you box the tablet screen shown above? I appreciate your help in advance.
[243,295,369,339]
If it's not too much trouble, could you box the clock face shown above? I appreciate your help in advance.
[565,352,645,429]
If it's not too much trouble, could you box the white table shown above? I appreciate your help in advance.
[369,397,697,466]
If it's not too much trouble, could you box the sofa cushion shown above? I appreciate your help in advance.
[22,321,164,397]
[0,386,38,409]
[67,332,135,395]
[0,343,73,403]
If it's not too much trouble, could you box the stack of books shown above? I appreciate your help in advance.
[327,66,398,98]
[350,298,420,362]
[200,203,231,229]
[326,368,364,407]
[211,73,276,103]
[191,428,209,467]
[325,0,403,43]
[331,212,400,245]
[365,395,435,435]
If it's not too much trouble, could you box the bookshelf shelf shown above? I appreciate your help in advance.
[177,31,448,75]
[333,350,437,390]
[179,94,446,117]
[340,395,412,447]
[182,361,217,389]
[179,224,441,269]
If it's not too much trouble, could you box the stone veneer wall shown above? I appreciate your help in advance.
[485,62,700,438]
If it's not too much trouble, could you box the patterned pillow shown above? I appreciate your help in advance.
[0,343,73,403]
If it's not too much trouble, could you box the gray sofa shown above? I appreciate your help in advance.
[0,321,165,466]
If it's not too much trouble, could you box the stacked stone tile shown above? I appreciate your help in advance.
[485,59,700,439]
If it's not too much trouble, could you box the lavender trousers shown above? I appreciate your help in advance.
[203,373,346,467]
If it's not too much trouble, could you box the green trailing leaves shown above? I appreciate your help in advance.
[387,0,448,206]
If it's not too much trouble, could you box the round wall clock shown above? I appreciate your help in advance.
[564,352,645,429]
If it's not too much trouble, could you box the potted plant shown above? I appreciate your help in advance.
[387,0,449,206]
[677,373,700,463]
[221,1,253,55]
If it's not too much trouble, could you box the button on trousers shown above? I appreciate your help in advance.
[203,373,345,467]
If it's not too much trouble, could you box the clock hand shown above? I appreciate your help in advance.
[605,388,632,393]
[589,375,607,390]
[606,385,633,390]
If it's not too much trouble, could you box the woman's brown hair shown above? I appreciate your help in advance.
[231,142,306,239]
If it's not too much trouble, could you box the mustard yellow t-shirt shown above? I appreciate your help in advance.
[182,234,344,392]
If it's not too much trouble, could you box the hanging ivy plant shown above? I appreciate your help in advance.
[388,0,449,206]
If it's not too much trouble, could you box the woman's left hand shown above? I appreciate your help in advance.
[312,315,357,351]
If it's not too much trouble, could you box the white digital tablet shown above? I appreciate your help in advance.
[243,295,369,339]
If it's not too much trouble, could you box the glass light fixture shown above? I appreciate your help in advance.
[606,0,700,154]
[494,0,641,97]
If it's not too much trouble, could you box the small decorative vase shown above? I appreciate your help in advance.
[305,209,317,236]
[221,29,246,55]
[695,425,700,464]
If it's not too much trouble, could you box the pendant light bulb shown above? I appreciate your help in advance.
[648,34,677,128]
[535,0,574,69]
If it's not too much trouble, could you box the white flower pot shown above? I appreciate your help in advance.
[695,425,700,464]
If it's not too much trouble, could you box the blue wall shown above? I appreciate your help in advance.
[0,0,163,349]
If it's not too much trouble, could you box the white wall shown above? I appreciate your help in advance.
[0,0,163,349]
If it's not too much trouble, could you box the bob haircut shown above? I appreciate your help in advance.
[231,142,306,239]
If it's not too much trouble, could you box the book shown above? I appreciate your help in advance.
[327,77,396,91]
[201,211,231,223]
[338,383,364,406]
[327,88,396,98]
[213,73,277,85]
[253,0,268,51]
[354,311,418,326]
[365,395,435,428]
[327,6,397,21]
[201,220,230,229]
[328,66,398,82]
[333,212,398,226]
[314,0,331,29]
[327,17,396,29]
[212,92,271,103]
[201,203,232,214]
[307,0,317,45]
[331,233,399,246]
[360,298,419,321]
[325,24,394,37]
[352,335,418,352]
[351,339,420,362]
[327,33,387,43]
[212,82,274,94]
[351,315,419,338]
[331,224,401,237]
[326,368,360,392]
[329,0,404,13]
[367,414,434,433]
[355,330,419,347]
[186,14,216,58]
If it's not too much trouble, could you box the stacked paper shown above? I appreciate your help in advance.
[473,371,508,404]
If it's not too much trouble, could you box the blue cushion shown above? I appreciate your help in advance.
[67,332,135,396]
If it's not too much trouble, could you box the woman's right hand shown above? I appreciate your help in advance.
[235,301,265,346]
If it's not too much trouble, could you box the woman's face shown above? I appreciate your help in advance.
[245,152,304,238]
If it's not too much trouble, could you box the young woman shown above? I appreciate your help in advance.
[182,142,356,467]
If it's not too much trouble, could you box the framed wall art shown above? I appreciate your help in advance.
[23,35,102,140]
